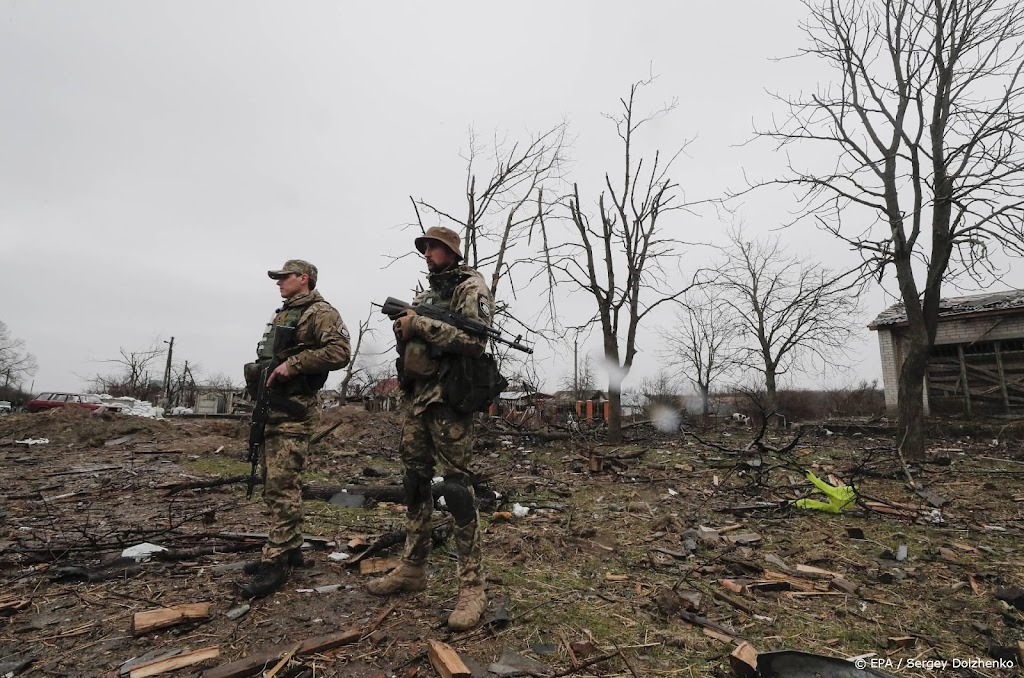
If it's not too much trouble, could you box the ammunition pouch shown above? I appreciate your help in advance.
[401,340,439,379]
[243,361,267,401]
[443,353,507,414]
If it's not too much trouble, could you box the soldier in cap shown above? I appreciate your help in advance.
[366,227,493,631]
[239,259,351,598]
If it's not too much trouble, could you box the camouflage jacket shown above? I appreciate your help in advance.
[400,264,492,415]
[267,290,351,420]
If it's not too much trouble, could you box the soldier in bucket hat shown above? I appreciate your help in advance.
[365,227,494,631]
[238,259,351,598]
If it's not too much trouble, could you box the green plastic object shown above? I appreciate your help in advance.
[792,472,856,513]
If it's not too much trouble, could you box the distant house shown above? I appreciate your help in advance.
[366,377,401,412]
[869,290,1024,415]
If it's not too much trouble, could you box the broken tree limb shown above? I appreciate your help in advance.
[164,475,253,495]
[679,610,741,641]
[261,642,301,678]
[154,542,262,561]
[346,523,452,566]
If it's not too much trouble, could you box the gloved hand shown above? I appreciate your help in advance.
[393,309,417,342]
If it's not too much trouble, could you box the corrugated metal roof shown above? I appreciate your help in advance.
[868,289,1024,328]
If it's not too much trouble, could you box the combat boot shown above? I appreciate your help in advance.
[237,549,301,598]
[365,563,427,596]
[447,586,487,631]
[242,548,304,574]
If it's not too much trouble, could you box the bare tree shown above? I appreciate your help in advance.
[558,352,597,401]
[638,371,680,409]
[660,289,742,416]
[339,309,376,401]
[409,123,569,307]
[709,227,860,414]
[203,371,240,393]
[546,77,697,442]
[755,0,1024,458]
[0,321,38,391]
[84,344,165,400]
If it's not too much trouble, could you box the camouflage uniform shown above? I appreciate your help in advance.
[395,264,492,590]
[258,289,350,561]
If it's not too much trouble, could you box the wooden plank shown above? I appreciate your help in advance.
[427,640,471,678]
[995,342,1011,413]
[729,641,758,677]
[794,564,839,580]
[131,603,210,635]
[202,628,362,678]
[130,646,219,678]
[296,627,362,654]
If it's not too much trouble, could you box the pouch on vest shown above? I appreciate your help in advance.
[243,360,269,401]
[402,340,440,379]
[443,353,508,414]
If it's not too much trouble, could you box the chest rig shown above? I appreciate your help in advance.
[256,305,306,360]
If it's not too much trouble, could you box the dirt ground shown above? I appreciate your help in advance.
[1,405,1023,677]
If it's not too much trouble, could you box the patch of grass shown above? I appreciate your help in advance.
[184,455,249,476]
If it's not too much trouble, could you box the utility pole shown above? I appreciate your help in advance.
[163,337,174,406]
[573,336,579,398]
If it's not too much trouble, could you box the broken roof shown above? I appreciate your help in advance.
[868,289,1024,329]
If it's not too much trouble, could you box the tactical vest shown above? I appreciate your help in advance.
[399,270,467,382]
[255,302,329,396]
[256,305,306,360]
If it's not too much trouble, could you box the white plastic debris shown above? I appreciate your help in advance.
[667,488,679,496]
[928,508,944,524]
[121,542,168,561]
[16,437,49,445]
[437,496,448,508]
[512,503,530,517]
[432,476,444,485]
[328,552,350,562]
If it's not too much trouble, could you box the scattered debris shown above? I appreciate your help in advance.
[121,543,169,561]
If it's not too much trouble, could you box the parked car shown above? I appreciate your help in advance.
[27,392,120,413]
[0,401,12,414]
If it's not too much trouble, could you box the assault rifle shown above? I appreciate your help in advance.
[246,326,301,500]
[377,297,533,354]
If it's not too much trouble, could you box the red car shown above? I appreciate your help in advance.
[27,392,113,413]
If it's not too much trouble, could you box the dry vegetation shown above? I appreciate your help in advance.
[1,406,1022,677]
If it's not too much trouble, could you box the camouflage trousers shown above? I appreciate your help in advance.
[400,403,483,589]
[261,411,318,561]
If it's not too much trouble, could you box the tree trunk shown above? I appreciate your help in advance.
[896,333,929,461]
[607,386,622,443]
[699,384,710,416]
[764,368,778,414]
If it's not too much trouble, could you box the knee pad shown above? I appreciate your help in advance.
[403,470,432,510]
[439,474,475,526]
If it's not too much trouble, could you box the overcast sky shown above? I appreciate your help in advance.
[4,1,1018,397]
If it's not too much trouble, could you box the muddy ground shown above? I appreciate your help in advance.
[1,405,1022,677]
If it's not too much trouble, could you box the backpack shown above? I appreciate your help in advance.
[443,353,508,414]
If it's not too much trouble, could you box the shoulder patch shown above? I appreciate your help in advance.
[478,295,491,321]
[339,322,350,339]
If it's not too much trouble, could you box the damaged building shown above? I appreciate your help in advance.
[869,290,1024,416]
